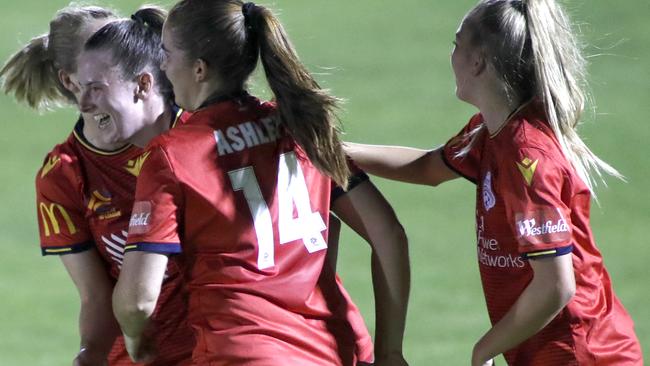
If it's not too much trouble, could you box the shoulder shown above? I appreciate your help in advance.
[36,138,83,193]
[502,111,567,165]
[498,125,574,193]
[446,113,485,148]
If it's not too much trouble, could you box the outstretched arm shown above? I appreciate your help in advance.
[344,143,458,186]
[113,251,169,363]
[471,254,575,365]
[332,180,410,365]
[60,249,120,366]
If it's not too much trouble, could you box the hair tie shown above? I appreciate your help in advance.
[512,0,527,14]
[242,2,257,30]
[131,13,146,25]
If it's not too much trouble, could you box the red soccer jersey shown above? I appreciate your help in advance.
[36,111,194,366]
[126,94,373,365]
[442,102,642,365]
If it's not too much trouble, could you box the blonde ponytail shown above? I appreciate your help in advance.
[0,34,65,109]
[1,5,117,110]
[525,0,623,193]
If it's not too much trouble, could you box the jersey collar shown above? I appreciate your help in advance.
[73,116,132,155]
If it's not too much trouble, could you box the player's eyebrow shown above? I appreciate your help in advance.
[81,80,109,88]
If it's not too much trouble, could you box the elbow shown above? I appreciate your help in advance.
[370,221,410,262]
[112,283,158,327]
[382,221,409,251]
[425,175,443,187]
[546,276,575,311]
[557,279,576,308]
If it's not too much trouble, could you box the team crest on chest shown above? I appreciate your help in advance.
[482,171,496,211]
[88,189,121,220]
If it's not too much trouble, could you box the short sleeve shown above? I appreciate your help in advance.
[501,148,573,259]
[442,114,484,183]
[36,153,93,255]
[125,145,183,254]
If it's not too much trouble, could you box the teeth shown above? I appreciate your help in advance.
[94,113,109,122]
[94,114,111,129]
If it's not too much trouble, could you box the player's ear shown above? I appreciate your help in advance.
[134,72,154,102]
[59,70,79,94]
[471,49,487,76]
[193,58,209,83]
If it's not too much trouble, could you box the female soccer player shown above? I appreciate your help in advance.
[114,1,410,365]
[1,6,194,365]
[346,0,643,365]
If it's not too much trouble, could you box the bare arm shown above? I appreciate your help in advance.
[113,251,168,363]
[471,254,576,365]
[344,143,459,186]
[60,249,120,366]
[325,214,342,271]
[332,180,410,365]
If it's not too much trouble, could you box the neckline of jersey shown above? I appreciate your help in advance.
[73,106,184,155]
[72,116,132,156]
[488,99,534,139]
[196,90,250,111]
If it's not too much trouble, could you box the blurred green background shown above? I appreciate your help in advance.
[0,0,647,364]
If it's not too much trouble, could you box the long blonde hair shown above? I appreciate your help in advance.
[458,0,622,194]
[0,6,116,109]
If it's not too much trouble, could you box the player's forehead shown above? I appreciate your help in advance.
[75,49,119,83]
[161,23,185,56]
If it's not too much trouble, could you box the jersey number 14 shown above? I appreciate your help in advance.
[228,152,327,269]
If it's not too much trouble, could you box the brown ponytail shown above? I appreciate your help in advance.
[168,0,350,187]
[253,6,349,188]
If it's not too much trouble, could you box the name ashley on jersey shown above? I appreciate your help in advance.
[129,117,281,231]
[214,117,281,157]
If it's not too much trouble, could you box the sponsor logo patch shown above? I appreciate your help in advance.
[39,202,77,237]
[516,157,538,186]
[482,171,496,211]
[515,207,570,246]
[129,201,152,234]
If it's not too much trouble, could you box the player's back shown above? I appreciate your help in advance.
[138,95,361,365]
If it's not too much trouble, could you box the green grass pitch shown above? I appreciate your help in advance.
[0,1,647,364]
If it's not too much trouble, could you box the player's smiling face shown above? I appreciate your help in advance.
[76,48,146,148]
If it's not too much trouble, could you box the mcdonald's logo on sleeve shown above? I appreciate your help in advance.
[39,202,78,237]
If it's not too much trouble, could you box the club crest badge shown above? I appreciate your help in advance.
[482,171,496,211]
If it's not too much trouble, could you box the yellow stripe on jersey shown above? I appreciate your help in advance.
[171,108,184,128]
[526,249,557,258]
[43,247,73,253]
[73,128,132,156]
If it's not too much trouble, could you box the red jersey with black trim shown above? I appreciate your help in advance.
[126,94,374,365]
[36,111,194,366]
[442,102,642,365]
